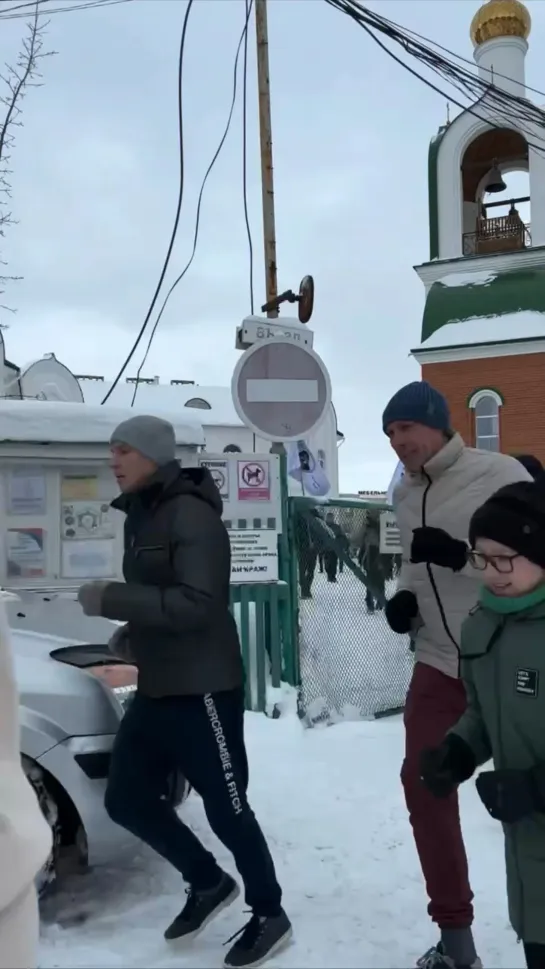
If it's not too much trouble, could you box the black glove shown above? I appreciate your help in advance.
[420,734,476,799]
[476,767,545,824]
[411,526,468,572]
[385,590,418,634]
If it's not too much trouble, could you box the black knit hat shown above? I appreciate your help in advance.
[469,480,545,568]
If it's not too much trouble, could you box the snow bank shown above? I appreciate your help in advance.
[0,399,205,447]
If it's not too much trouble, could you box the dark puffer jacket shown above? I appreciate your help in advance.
[452,597,545,943]
[101,462,243,698]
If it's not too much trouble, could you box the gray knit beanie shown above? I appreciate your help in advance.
[110,415,176,466]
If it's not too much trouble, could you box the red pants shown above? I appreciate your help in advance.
[401,662,474,929]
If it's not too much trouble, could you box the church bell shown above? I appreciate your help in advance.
[484,163,507,194]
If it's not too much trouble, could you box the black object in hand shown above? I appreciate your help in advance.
[420,734,476,799]
[385,590,418,634]
[476,768,543,823]
[411,526,468,572]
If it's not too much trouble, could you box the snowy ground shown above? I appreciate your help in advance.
[40,703,524,969]
[299,569,414,721]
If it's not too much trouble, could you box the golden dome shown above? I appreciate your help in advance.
[470,0,531,46]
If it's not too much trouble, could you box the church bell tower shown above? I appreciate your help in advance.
[412,0,545,460]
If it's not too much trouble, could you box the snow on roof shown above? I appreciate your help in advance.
[80,379,242,426]
[438,270,496,288]
[417,310,545,351]
[420,268,545,346]
[0,399,205,446]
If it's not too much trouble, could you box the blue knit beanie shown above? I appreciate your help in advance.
[382,381,450,434]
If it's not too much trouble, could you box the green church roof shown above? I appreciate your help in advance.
[418,267,545,350]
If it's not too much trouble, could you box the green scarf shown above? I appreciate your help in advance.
[480,583,545,615]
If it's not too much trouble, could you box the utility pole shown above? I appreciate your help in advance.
[255,0,279,320]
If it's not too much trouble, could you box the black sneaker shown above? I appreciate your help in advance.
[223,910,292,968]
[416,942,482,969]
[164,871,240,942]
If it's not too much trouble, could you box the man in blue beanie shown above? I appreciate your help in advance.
[382,381,531,969]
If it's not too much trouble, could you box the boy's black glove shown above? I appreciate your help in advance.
[420,734,477,798]
[410,526,468,572]
[385,590,418,634]
[476,765,545,824]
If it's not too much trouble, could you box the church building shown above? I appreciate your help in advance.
[411,0,545,460]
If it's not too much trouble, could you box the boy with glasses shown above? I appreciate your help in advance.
[421,479,545,969]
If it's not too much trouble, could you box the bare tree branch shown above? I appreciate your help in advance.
[0,1,54,323]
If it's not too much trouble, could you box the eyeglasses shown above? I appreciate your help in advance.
[468,550,521,574]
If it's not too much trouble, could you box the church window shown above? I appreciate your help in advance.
[468,389,502,452]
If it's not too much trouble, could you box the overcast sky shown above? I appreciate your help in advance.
[1,0,544,491]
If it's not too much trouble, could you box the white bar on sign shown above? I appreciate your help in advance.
[246,379,318,403]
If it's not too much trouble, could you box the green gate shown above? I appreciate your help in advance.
[288,496,413,725]
[230,582,296,714]
[229,451,299,714]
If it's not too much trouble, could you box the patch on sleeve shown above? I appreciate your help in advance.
[515,668,539,698]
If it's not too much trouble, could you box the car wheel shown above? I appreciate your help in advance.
[23,760,61,898]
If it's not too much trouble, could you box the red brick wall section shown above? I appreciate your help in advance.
[421,354,545,462]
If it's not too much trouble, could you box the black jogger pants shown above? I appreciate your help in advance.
[105,688,282,917]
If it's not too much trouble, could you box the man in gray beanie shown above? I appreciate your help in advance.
[381,381,531,969]
[77,415,290,969]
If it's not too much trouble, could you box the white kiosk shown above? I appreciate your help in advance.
[0,398,204,592]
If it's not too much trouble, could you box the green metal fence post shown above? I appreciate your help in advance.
[276,451,299,686]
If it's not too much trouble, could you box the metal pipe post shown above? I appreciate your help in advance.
[255,0,278,319]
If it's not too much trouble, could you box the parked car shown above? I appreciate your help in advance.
[5,590,189,896]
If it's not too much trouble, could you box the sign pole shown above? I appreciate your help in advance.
[255,0,278,320]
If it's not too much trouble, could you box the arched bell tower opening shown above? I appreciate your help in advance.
[461,127,530,257]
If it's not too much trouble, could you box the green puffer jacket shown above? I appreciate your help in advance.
[451,588,545,944]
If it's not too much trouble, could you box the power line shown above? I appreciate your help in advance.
[0,0,51,14]
[242,0,255,315]
[328,0,545,144]
[324,0,545,159]
[0,0,134,20]
[130,0,255,407]
[372,9,545,106]
[101,0,195,406]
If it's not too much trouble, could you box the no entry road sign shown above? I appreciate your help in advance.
[231,339,332,442]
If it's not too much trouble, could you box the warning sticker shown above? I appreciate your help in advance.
[199,459,229,501]
[237,460,270,501]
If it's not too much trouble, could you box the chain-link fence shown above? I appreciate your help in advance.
[291,497,414,725]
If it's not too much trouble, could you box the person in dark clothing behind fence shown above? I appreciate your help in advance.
[323,512,341,582]
[358,510,385,612]
[76,416,291,969]
[336,519,349,574]
[296,509,319,599]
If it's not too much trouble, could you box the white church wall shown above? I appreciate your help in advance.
[462,200,480,238]
[473,36,527,98]
[529,141,545,247]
